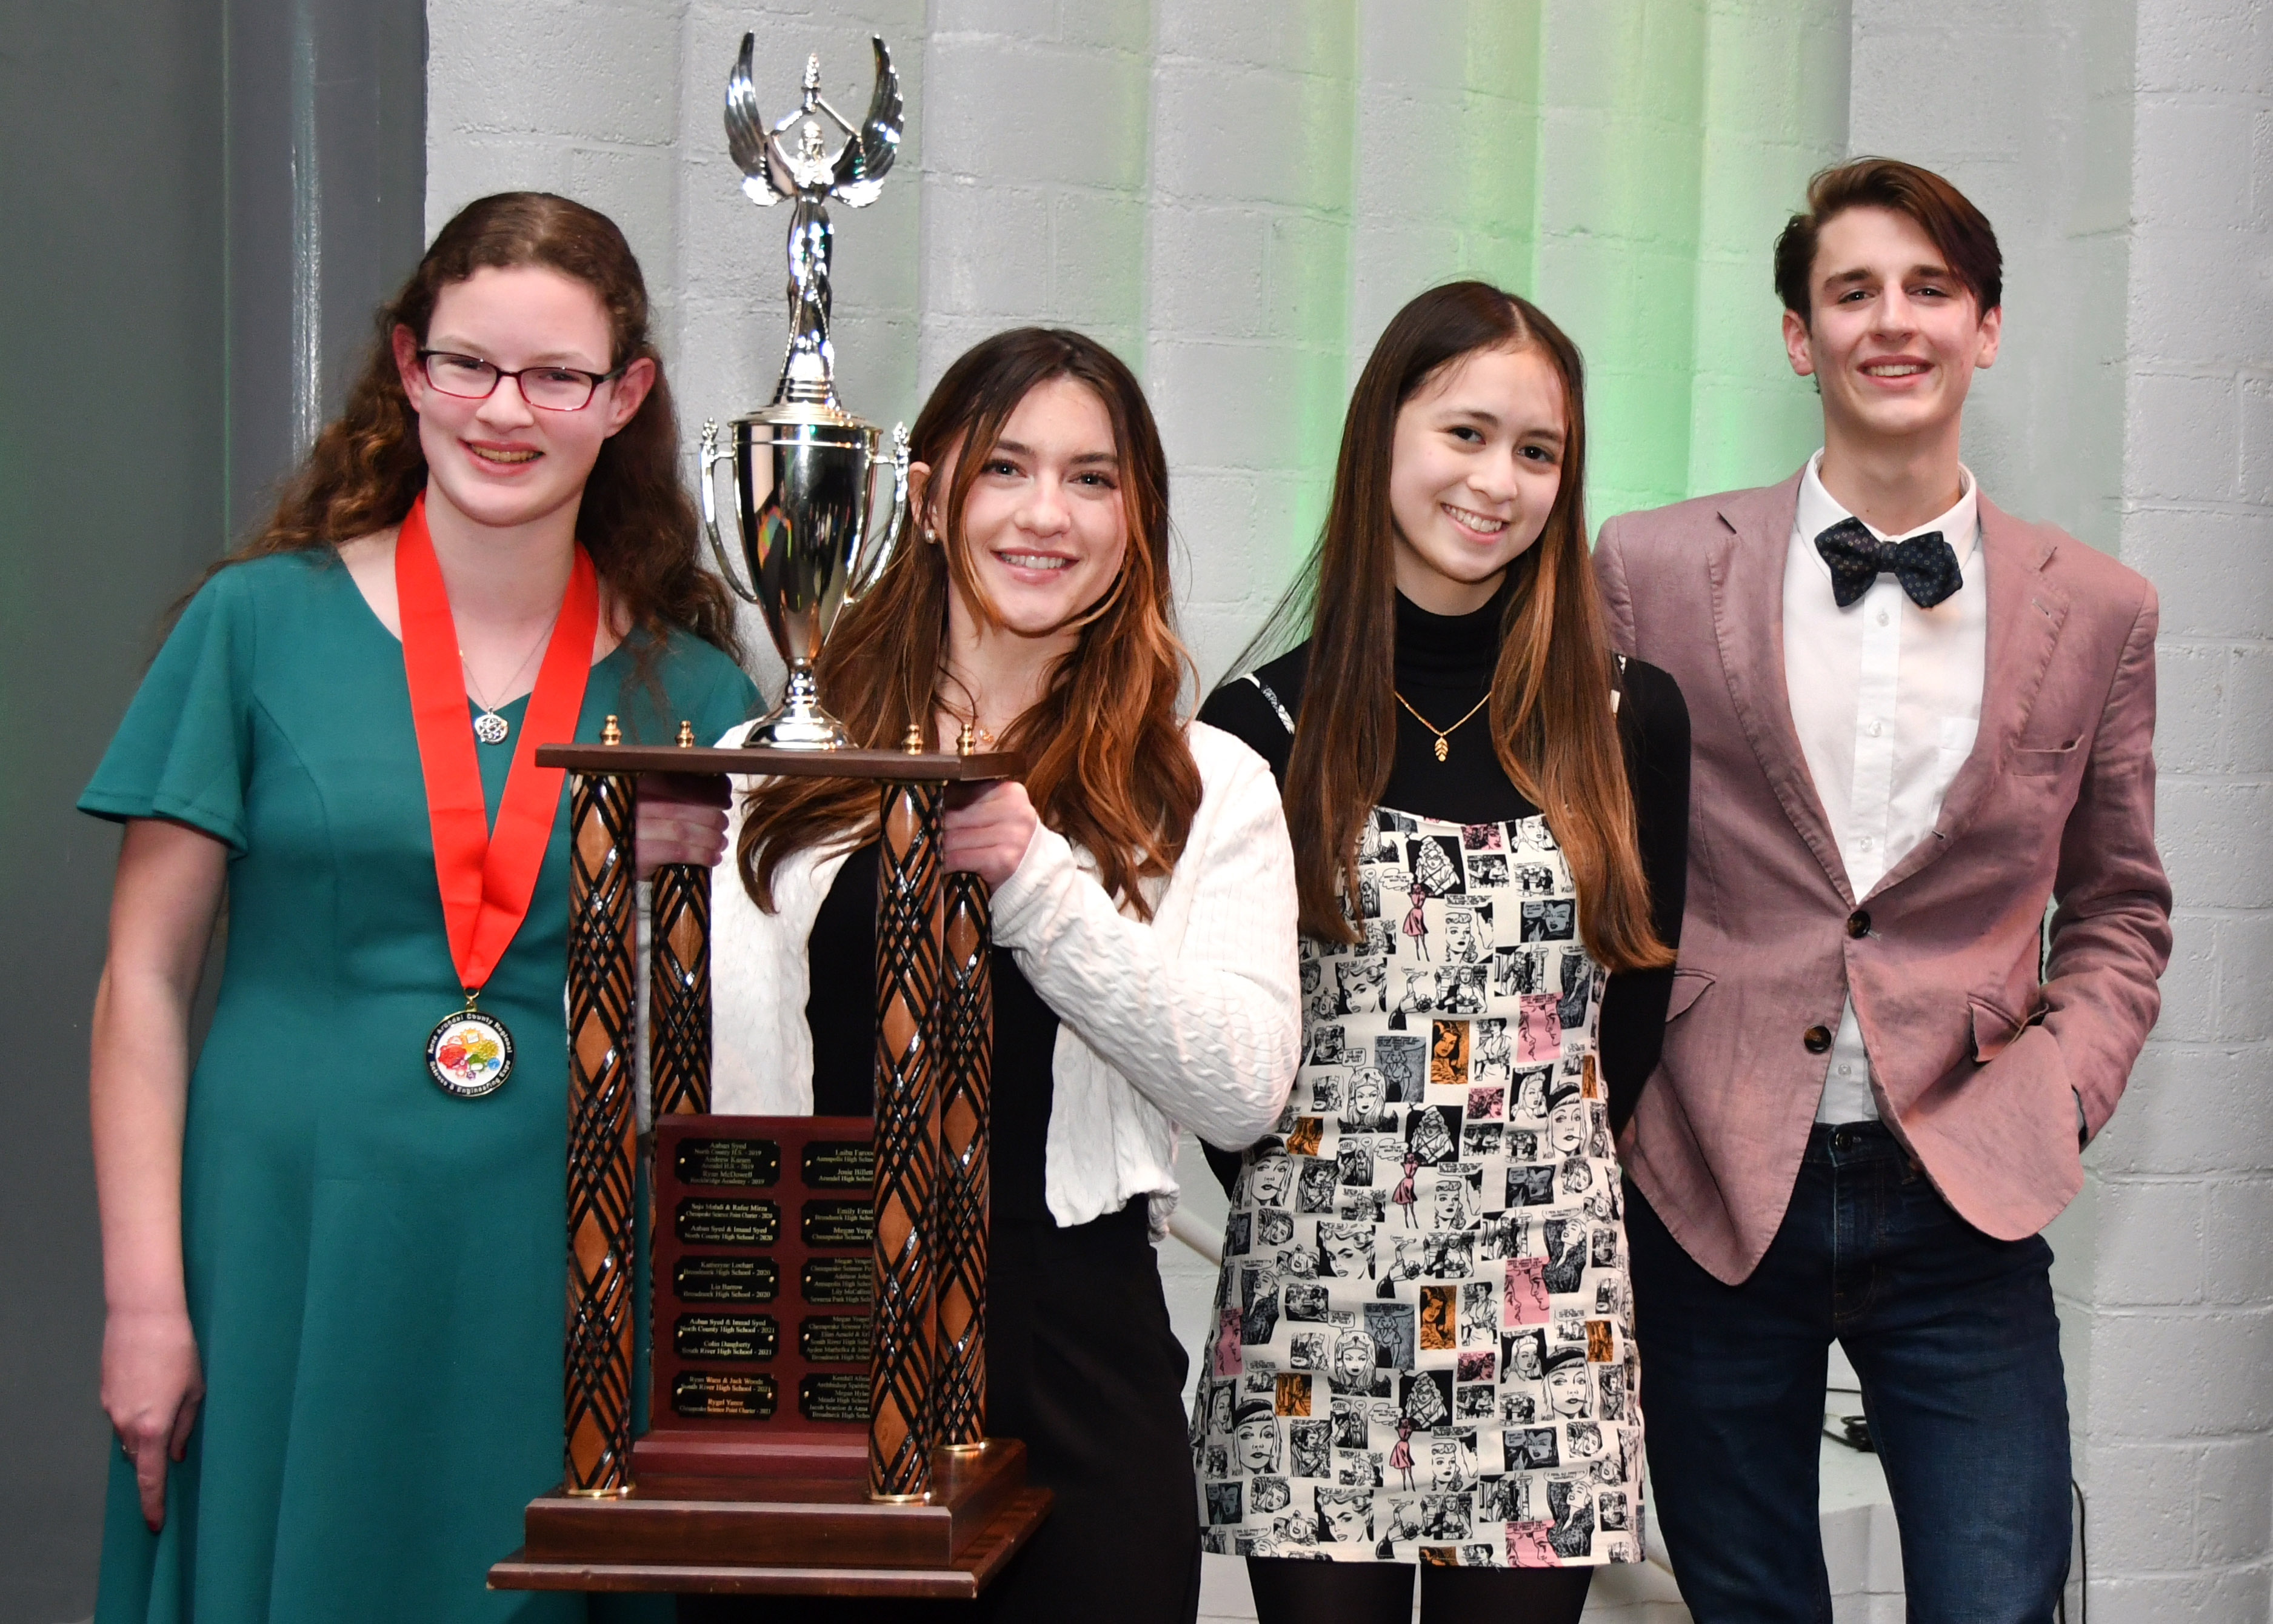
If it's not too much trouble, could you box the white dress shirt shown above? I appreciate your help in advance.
[1783,450,1986,1123]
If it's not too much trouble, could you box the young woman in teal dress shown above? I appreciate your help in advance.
[82,193,756,1623]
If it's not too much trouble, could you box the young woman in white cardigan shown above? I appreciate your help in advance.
[692,327,1301,1624]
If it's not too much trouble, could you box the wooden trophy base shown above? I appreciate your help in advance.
[488,1438,1052,1598]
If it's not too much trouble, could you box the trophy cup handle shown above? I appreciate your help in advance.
[699,418,762,604]
[847,422,910,603]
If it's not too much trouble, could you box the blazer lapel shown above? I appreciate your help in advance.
[1872,494,2069,897]
[1708,473,1853,904]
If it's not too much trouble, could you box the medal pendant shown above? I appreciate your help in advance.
[473,710,510,746]
[1434,736,1449,762]
[427,1007,515,1098]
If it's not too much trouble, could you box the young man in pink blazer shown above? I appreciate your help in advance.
[1594,159,2171,1622]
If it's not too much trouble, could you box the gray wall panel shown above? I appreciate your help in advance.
[0,4,422,1614]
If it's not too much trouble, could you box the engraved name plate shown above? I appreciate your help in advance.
[798,1314,873,1365]
[801,1199,875,1249]
[798,1371,870,1423]
[672,1370,779,1420]
[674,1312,780,1362]
[675,1255,779,1304]
[800,1255,872,1306]
[676,1198,781,1247]
[647,1115,876,1442]
[676,1137,782,1188]
[801,1141,876,1189]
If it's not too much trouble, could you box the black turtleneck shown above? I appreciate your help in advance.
[1196,587,1690,1138]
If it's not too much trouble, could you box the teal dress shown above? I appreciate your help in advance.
[80,551,758,1623]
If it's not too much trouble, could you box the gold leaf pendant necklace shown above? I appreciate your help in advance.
[1395,690,1491,762]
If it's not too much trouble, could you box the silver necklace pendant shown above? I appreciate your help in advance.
[473,709,510,746]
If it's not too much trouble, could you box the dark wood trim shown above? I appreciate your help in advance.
[536,745,1024,782]
[490,1445,1049,1597]
[490,1495,1048,1597]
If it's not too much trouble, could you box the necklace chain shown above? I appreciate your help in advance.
[1394,689,1490,763]
[939,693,1000,748]
[946,707,996,746]
[460,612,561,741]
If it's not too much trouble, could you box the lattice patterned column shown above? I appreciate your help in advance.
[564,770,638,1496]
[870,777,943,1500]
[933,868,992,1449]
[648,863,711,1118]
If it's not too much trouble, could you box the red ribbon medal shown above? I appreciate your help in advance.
[396,492,601,1098]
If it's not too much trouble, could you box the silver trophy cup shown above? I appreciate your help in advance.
[701,33,909,750]
[700,411,906,749]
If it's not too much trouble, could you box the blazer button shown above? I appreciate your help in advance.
[1847,909,1871,938]
[1804,1026,1833,1054]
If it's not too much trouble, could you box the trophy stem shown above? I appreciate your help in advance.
[933,869,992,1449]
[746,661,854,750]
[562,770,639,1499]
[649,866,712,1120]
[870,778,944,1501]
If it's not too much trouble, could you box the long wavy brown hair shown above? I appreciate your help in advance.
[198,191,738,660]
[736,328,1200,919]
[1280,282,1668,971]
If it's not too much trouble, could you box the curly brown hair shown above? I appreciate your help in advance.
[202,191,739,660]
[735,327,1200,920]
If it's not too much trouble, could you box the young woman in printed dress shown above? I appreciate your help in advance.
[697,327,1301,1623]
[82,193,756,1623]
[1192,282,1691,1624]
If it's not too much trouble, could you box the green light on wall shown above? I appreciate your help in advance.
[1346,0,1849,538]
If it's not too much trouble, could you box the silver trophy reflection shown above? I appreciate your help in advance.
[702,34,908,749]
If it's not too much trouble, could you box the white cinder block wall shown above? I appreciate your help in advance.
[2101,0,2273,1612]
[429,1,2268,1616]
[1148,0,1357,667]
[1856,0,2273,1616]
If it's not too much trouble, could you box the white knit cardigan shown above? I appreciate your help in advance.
[708,718,1302,1234]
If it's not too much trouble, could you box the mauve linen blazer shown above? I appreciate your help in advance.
[1594,472,2173,1285]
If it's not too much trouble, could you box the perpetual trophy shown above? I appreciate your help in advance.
[490,30,1050,1600]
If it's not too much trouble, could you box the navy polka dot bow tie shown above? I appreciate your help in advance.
[1814,516,1963,610]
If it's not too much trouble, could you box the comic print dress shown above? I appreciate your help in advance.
[1192,804,1644,1569]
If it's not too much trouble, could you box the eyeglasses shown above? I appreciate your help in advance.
[417,350,622,412]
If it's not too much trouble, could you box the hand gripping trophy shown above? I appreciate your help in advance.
[701,33,910,748]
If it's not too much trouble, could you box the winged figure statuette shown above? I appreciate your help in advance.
[725,33,903,404]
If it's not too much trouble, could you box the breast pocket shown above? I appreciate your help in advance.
[1665,969,1713,1021]
[2012,738,2080,777]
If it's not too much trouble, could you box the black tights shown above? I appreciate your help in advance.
[1247,1556,1592,1624]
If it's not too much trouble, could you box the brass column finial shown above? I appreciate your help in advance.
[903,723,926,754]
[601,715,622,746]
[676,720,696,747]
[956,722,976,756]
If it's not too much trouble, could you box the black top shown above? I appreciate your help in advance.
[1197,586,1691,1143]
[806,842,1063,1225]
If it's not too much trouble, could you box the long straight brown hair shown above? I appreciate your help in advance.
[736,327,1200,918]
[1281,282,1668,972]
[192,192,739,661]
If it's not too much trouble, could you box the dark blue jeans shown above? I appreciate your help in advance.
[1627,1122,2071,1623]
